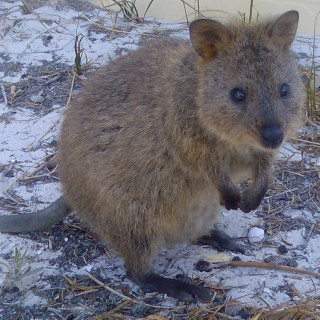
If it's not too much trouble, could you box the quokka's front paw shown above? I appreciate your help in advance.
[219,188,241,210]
[239,188,264,213]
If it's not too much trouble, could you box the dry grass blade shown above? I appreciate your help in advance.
[220,261,320,279]
[20,0,32,14]
[143,0,155,19]
[292,137,320,147]
[259,298,320,319]
[180,0,204,19]
[249,0,254,23]
[63,275,101,294]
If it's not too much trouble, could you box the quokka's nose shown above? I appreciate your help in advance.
[261,125,283,149]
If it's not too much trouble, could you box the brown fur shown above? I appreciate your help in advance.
[0,12,305,299]
[58,11,305,279]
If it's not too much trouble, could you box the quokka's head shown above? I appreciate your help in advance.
[190,11,305,151]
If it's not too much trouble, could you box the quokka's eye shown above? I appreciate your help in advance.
[280,83,289,97]
[230,88,246,102]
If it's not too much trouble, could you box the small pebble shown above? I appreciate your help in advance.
[264,255,297,267]
[194,259,212,272]
[232,256,241,261]
[30,141,41,151]
[175,274,191,283]
[248,226,264,243]
[30,95,45,103]
[278,244,288,254]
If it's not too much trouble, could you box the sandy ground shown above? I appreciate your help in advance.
[0,1,319,319]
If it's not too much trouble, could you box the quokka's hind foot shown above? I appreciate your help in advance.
[198,229,245,254]
[127,270,212,303]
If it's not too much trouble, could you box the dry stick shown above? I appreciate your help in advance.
[27,71,76,151]
[4,158,57,195]
[292,137,320,147]
[110,10,120,40]
[86,272,168,309]
[220,261,320,279]
[83,15,182,38]
[107,300,132,316]
[263,299,320,318]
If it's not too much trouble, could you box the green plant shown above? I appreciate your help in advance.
[74,34,84,75]
[239,0,259,24]
[249,0,254,23]
[143,0,155,19]
[181,0,204,23]
[0,248,40,290]
[306,11,320,118]
[20,0,32,14]
[113,0,140,22]
[101,0,155,23]
[306,73,317,117]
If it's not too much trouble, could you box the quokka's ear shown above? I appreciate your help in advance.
[189,19,232,59]
[268,11,299,50]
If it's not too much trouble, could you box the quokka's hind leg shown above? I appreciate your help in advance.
[198,229,245,254]
[130,272,212,303]
[123,239,212,303]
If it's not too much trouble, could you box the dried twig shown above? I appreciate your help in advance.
[219,260,320,279]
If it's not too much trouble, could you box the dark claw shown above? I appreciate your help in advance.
[220,190,241,211]
[225,202,239,210]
